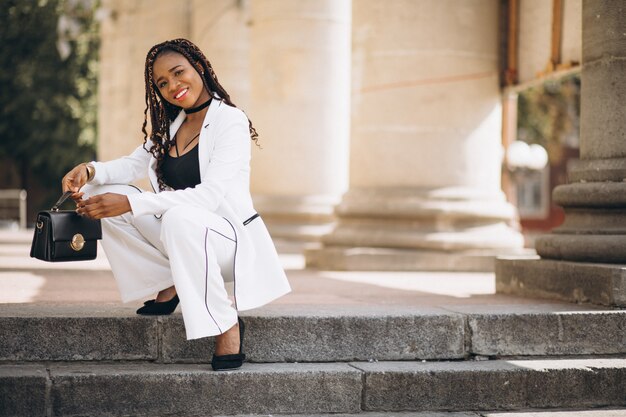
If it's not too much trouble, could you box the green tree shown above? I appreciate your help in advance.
[0,0,98,211]
[517,74,581,163]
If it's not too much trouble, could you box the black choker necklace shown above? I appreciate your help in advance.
[185,98,212,114]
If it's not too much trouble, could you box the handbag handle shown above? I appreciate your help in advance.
[51,191,74,212]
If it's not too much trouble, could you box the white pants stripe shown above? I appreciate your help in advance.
[82,184,238,340]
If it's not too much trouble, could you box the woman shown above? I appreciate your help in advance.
[61,38,291,371]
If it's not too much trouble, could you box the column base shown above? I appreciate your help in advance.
[253,194,338,243]
[535,180,626,263]
[306,246,533,272]
[536,234,626,263]
[496,256,626,307]
[305,187,526,272]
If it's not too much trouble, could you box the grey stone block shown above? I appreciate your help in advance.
[216,413,626,417]
[305,246,505,272]
[49,362,362,416]
[583,1,626,63]
[485,410,626,417]
[246,413,480,417]
[467,307,626,356]
[0,365,48,417]
[553,208,626,236]
[160,314,214,363]
[536,234,626,264]
[496,257,626,307]
[244,313,464,362]
[521,358,626,409]
[0,312,159,361]
[552,182,626,208]
[354,360,526,411]
[568,158,626,183]
[580,59,626,160]
[353,358,626,411]
[162,306,465,363]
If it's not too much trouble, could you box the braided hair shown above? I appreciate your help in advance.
[142,38,258,191]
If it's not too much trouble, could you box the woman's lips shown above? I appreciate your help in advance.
[174,88,188,101]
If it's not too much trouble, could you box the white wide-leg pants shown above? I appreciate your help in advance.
[82,184,238,340]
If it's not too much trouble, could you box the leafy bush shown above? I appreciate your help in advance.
[0,0,99,221]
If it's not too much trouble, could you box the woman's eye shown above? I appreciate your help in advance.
[175,69,183,76]
[158,81,167,88]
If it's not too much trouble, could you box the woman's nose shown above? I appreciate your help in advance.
[169,80,180,94]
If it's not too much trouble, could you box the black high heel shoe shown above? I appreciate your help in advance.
[211,317,246,371]
[136,294,179,315]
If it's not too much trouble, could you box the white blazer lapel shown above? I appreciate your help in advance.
[148,99,222,193]
[198,98,223,179]
[169,110,186,137]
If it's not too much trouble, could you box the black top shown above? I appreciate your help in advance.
[162,144,201,190]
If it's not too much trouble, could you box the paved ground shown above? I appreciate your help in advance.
[0,229,612,313]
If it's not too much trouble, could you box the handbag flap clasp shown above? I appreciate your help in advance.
[41,211,102,242]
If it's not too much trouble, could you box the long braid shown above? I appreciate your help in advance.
[142,38,259,191]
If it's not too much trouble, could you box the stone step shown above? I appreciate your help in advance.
[481,411,626,417]
[496,257,626,308]
[1,358,625,416]
[354,358,626,412]
[215,412,626,417]
[1,304,625,363]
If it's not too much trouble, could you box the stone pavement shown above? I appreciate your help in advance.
[0,229,558,307]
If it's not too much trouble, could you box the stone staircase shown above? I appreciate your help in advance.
[1,303,626,416]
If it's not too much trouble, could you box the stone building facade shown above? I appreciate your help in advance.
[98,0,598,274]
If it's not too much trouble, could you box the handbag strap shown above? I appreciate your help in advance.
[51,191,74,212]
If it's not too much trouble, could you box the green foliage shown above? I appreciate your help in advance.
[0,0,99,188]
[517,74,581,156]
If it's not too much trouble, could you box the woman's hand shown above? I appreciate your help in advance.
[62,164,89,202]
[76,193,132,219]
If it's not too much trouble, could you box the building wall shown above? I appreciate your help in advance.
[518,0,581,84]
[98,0,249,170]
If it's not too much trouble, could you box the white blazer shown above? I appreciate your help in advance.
[90,98,291,310]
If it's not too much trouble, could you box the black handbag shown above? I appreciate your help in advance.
[30,191,102,262]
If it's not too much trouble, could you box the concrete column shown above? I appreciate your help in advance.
[518,0,553,83]
[248,0,351,244]
[306,0,524,271]
[535,1,626,262]
[99,0,249,169]
[496,0,626,307]
[98,0,189,163]
[191,0,250,110]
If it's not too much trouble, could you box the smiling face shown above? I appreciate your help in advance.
[152,51,210,109]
